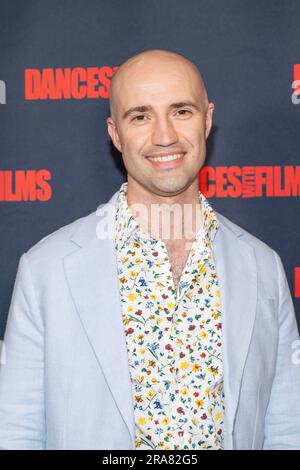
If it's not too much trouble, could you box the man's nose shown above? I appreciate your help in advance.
[151,116,178,146]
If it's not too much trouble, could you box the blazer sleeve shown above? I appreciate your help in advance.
[263,250,300,449]
[0,253,45,449]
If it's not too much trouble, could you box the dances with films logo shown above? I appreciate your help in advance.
[1,64,299,104]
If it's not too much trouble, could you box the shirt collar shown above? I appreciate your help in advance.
[114,181,219,252]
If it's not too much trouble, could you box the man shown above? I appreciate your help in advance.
[0,49,300,450]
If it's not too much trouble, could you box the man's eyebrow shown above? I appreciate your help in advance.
[122,101,202,120]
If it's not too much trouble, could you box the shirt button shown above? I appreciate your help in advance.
[174,367,182,383]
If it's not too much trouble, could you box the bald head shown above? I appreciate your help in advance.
[109,49,209,122]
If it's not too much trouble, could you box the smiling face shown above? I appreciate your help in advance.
[107,50,214,201]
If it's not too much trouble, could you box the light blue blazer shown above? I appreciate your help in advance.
[0,189,300,450]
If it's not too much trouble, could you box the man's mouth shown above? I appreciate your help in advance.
[145,152,186,168]
[147,152,185,162]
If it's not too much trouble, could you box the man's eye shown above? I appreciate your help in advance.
[177,109,192,116]
[132,115,146,121]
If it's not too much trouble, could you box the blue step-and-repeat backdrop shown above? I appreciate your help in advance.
[0,0,299,338]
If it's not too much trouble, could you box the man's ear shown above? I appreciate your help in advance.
[205,103,214,140]
[107,116,122,153]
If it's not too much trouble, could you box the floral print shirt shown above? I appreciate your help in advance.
[114,182,225,450]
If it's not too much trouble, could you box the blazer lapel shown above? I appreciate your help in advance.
[63,190,258,451]
[213,211,257,448]
[63,192,135,448]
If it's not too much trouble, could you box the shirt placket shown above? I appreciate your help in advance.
[154,237,193,447]
[144,238,184,447]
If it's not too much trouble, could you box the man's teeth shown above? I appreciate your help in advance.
[148,153,184,162]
